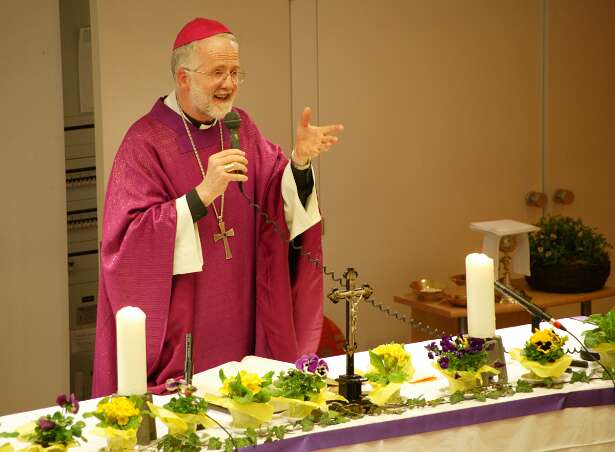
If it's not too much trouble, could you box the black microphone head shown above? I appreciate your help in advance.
[223,111,241,130]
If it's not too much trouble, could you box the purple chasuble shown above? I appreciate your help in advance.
[92,98,323,397]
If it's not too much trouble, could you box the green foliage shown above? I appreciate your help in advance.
[0,432,18,438]
[163,394,208,415]
[529,215,611,266]
[570,370,591,383]
[515,380,534,393]
[156,432,205,451]
[297,409,350,431]
[270,369,326,401]
[583,311,615,348]
[449,391,465,404]
[405,396,445,409]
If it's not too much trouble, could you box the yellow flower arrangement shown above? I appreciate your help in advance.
[83,396,143,451]
[220,371,263,396]
[510,328,572,380]
[372,343,411,370]
[204,370,274,428]
[96,397,141,427]
[364,343,414,405]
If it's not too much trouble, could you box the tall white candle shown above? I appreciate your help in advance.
[116,306,147,395]
[465,253,496,338]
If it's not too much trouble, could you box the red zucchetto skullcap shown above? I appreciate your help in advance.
[172,18,232,50]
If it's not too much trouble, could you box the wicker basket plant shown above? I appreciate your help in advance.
[527,216,612,293]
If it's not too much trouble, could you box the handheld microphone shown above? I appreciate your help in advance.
[224,110,241,149]
[223,111,244,194]
[494,280,567,332]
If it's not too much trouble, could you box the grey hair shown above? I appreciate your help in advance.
[171,33,238,81]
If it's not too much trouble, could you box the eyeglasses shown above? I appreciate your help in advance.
[184,68,246,85]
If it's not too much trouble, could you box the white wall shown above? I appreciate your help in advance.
[0,1,69,415]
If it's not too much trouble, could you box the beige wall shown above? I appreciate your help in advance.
[0,1,69,414]
[91,0,293,207]
[317,0,545,347]
[90,0,615,351]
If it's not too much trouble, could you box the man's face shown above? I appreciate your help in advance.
[187,35,240,121]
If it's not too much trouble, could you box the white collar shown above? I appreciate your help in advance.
[164,90,218,130]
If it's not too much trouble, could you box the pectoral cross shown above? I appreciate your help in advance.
[214,220,235,259]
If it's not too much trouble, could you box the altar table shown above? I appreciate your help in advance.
[1,319,613,451]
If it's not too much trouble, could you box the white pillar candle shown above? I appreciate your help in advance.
[465,253,496,338]
[116,306,147,395]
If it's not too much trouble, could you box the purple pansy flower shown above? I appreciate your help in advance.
[469,337,484,352]
[56,393,79,414]
[438,356,449,369]
[38,418,56,431]
[68,393,79,414]
[295,354,328,376]
[295,353,318,372]
[427,352,434,360]
[315,359,329,377]
[56,394,68,407]
[165,378,180,392]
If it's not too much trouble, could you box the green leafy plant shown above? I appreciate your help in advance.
[583,311,615,347]
[163,393,208,415]
[529,215,611,266]
[0,394,85,448]
[271,369,326,401]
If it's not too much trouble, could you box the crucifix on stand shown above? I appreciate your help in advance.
[328,268,373,402]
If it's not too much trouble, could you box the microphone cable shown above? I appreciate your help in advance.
[237,184,345,288]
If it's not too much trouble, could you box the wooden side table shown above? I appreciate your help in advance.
[394,280,615,342]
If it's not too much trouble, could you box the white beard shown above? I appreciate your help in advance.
[189,78,235,120]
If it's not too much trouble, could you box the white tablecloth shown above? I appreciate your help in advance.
[1,318,613,451]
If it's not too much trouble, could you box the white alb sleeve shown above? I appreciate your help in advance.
[173,195,204,274]
[281,162,321,240]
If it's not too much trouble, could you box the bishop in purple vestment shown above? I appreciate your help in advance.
[92,18,343,397]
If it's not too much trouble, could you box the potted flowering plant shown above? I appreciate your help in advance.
[269,354,345,419]
[84,395,143,451]
[426,335,500,393]
[204,370,274,428]
[363,343,414,405]
[148,379,214,437]
[583,311,615,369]
[509,328,572,381]
[0,394,85,451]
[527,215,611,293]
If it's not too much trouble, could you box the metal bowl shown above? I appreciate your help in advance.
[410,278,444,301]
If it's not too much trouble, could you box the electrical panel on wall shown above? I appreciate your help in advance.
[65,124,97,401]
[61,0,97,400]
